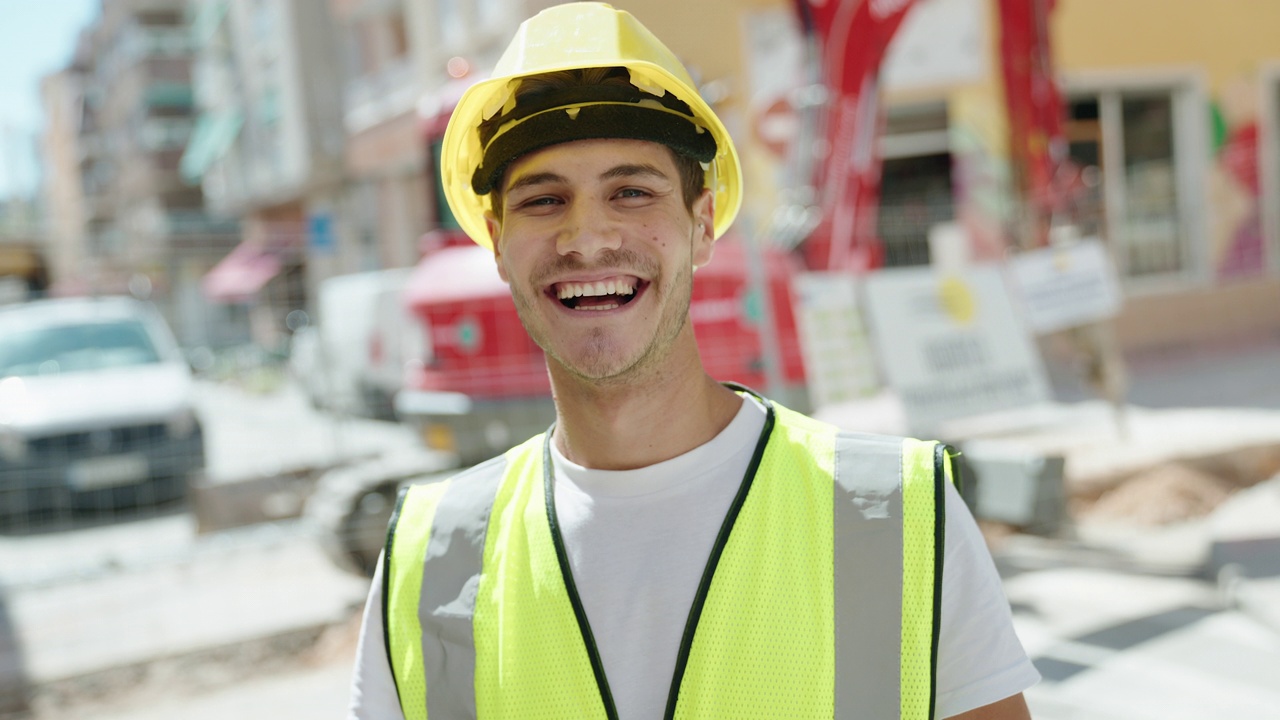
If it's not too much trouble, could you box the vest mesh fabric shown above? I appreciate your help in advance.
[386,403,946,719]
[386,480,452,720]
[673,404,837,718]
[472,435,611,719]
[900,438,940,720]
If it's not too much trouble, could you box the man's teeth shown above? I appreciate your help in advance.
[556,280,636,300]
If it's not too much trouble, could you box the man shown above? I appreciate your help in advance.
[348,3,1039,718]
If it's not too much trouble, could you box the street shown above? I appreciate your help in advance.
[1049,336,1280,412]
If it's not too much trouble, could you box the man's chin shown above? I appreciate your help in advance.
[549,342,650,386]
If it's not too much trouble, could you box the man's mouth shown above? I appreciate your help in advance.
[552,277,643,311]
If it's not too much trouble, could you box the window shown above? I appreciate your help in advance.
[1065,86,1195,279]
[1120,95,1182,276]
[0,321,161,377]
[877,103,953,267]
[878,154,954,267]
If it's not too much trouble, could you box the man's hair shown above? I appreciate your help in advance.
[480,67,707,221]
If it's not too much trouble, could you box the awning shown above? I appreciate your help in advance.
[180,110,243,184]
[201,243,283,303]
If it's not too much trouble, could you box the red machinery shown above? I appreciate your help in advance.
[397,231,807,464]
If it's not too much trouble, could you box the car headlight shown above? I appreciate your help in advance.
[0,428,27,463]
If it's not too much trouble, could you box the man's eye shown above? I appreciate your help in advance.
[616,188,651,199]
[517,196,560,209]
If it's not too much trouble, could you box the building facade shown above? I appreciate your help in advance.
[1052,0,1280,351]
[38,60,89,296]
[753,0,1280,354]
[183,0,347,352]
[39,0,242,347]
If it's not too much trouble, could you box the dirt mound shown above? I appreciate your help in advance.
[1081,462,1235,526]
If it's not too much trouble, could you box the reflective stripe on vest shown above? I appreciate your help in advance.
[384,402,950,719]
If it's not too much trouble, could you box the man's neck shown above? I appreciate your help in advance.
[548,353,742,471]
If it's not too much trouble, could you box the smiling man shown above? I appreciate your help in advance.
[347,3,1039,719]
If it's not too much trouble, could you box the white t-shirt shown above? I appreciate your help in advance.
[348,397,1039,719]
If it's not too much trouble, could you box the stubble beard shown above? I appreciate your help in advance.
[508,248,694,386]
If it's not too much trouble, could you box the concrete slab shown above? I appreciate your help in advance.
[1024,611,1280,720]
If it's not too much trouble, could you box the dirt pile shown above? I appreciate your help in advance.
[1079,462,1235,526]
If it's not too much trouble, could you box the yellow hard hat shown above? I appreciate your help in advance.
[440,1,742,249]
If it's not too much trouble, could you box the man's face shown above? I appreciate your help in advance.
[486,138,715,384]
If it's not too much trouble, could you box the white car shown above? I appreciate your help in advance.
[0,297,204,522]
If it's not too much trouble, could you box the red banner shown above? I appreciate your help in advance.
[799,0,918,272]
[998,0,1065,247]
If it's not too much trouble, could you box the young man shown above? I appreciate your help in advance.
[348,3,1039,719]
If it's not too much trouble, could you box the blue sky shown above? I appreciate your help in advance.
[0,0,101,198]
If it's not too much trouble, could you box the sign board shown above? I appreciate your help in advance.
[882,0,986,92]
[864,264,1051,435]
[1005,238,1122,334]
[792,272,880,408]
[742,9,805,167]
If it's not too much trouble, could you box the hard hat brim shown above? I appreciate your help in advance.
[441,60,742,250]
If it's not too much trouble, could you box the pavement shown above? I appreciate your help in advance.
[0,379,416,718]
[2,382,1280,718]
[1002,477,1280,719]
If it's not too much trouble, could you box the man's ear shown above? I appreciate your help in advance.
[690,188,716,269]
[485,212,510,284]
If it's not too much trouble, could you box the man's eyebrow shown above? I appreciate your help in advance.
[506,171,566,193]
[601,163,670,182]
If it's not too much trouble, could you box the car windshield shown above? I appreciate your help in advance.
[0,320,163,377]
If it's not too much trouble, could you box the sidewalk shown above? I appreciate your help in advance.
[3,518,370,716]
[0,379,417,717]
[817,396,1280,719]
[7,521,368,685]
[1003,476,1280,720]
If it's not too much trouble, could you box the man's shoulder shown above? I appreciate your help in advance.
[405,432,546,496]
[449,453,511,481]
[770,401,911,451]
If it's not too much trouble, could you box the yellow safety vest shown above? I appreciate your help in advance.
[383,394,953,719]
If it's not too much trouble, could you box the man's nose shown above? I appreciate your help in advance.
[557,200,622,257]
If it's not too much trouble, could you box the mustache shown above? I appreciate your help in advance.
[532,248,658,285]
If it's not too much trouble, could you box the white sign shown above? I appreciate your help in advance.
[742,8,804,106]
[882,0,986,91]
[864,265,1051,435]
[792,272,880,408]
[1006,239,1123,334]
